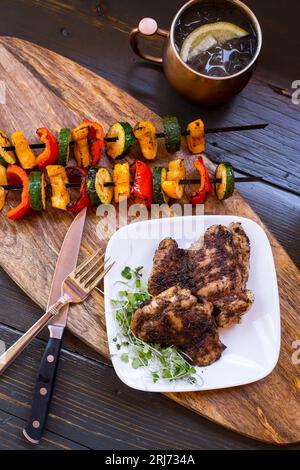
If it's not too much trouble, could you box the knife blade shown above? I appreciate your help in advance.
[23,207,87,444]
[47,206,87,330]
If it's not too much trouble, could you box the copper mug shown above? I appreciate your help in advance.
[130,0,262,104]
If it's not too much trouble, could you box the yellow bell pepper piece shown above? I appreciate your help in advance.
[113,162,130,203]
[0,130,17,164]
[167,159,186,180]
[46,165,70,210]
[186,119,205,154]
[133,121,158,160]
[0,164,7,211]
[161,159,186,200]
[11,130,36,169]
[161,180,183,199]
[72,124,90,168]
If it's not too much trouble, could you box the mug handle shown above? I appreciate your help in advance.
[130,18,169,64]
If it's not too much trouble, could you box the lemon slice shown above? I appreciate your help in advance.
[180,22,248,62]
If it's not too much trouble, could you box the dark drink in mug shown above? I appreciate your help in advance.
[130,0,262,104]
[174,0,258,77]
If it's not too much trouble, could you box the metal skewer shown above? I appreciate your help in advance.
[2,138,103,152]
[101,176,263,187]
[155,123,268,138]
[2,176,262,191]
[1,123,268,152]
[179,176,262,185]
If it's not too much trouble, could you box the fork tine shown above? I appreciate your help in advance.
[85,262,115,291]
[78,253,109,283]
[74,248,104,277]
[80,256,111,285]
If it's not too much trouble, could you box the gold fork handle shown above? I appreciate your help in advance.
[0,298,68,376]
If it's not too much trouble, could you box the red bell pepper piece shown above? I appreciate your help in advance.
[131,161,153,207]
[83,120,104,166]
[36,128,59,169]
[66,166,92,213]
[191,157,212,205]
[6,165,31,220]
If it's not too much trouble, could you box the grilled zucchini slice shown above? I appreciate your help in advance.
[29,171,46,211]
[86,167,101,206]
[58,128,71,166]
[95,167,113,205]
[215,162,235,201]
[105,122,135,159]
[163,116,181,153]
[153,167,169,204]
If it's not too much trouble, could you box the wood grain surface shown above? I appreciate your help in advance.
[3,326,282,450]
[0,36,299,445]
[1,0,299,269]
[3,0,297,196]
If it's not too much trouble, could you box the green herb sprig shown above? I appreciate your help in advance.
[111,266,197,384]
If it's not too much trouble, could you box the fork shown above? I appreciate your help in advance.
[0,249,114,377]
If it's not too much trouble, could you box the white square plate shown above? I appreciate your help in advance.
[104,215,280,392]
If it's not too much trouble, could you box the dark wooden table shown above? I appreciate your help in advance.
[0,0,299,450]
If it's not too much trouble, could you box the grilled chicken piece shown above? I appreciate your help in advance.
[131,285,213,347]
[188,223,251,299]
[195,223,253,327]
[213,290,254,328]
[183,330,226,367]
[190,224,244,299]
[147,238,189,296]
[148,223,253,328]
[190,224,253,327]
[229,222,250,287]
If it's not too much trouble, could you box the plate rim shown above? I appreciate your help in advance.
[104,215,281,392]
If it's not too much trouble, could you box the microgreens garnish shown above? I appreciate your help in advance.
[112,266,197,384]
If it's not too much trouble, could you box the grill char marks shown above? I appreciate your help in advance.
[148,223,254,329]
[213,290,254,328]
[229,222,250,287]
[131,285,214,347]
[133,223,253,368]
[207,222,252,326]
[191,224,242,300]
[147,239,189,296]
[183,330,226,367]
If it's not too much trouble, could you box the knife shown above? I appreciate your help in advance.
[23,207,87,444]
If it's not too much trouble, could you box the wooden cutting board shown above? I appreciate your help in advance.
[0,37,299,445]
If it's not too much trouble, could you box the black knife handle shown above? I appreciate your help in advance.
[23,333,63,444]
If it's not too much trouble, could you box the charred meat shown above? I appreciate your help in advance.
[132,223,253,367]
[148,223,253,328]
[183,330,226,367]
[131,285,213,347]
[147,238,188,296]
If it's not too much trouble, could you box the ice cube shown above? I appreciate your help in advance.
[189,34,218,59]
